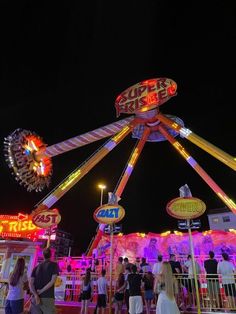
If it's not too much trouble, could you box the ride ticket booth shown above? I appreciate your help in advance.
[0,212,48,307]
[0,239,42,307]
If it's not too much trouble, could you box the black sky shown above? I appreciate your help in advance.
[1,1,236,254]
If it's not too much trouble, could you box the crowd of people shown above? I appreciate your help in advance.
[3,249,236,314]
[89,251,236,314]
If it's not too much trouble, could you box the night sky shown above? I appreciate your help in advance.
[1,2,236,255]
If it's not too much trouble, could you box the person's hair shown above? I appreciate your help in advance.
[117,272,125,288]
[118,256,123,263]
[169,254,175,259]
[141,257,146,263]
[158,255,163,262]
[222,252,229,261]
[124,257,129,263]
[187,254,191,259]
[209,251,215,258]
[160,262,175,300]
[9,257,25,286]
[144,271,154,285]
[101,269,106,276]
[43,248,51,259]
[84,268,91,286]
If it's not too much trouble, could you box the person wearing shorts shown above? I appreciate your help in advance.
[96,269,108,314]
[127,264,143,314]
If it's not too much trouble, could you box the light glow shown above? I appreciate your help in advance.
[0,212,44,240]
[98,184,106,190]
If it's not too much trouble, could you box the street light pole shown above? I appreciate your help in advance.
[98,184,106,206]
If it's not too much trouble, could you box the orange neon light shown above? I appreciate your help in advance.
[0,212,44,240]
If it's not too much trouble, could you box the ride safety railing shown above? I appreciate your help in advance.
[55,271,236,312]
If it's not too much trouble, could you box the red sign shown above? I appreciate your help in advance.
[0,212,44,240]
[115,78,177,117]
[32,208,61,229]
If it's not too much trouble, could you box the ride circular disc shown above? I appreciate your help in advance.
[4,128,52,192]
[132,111,185,142]
[115,78,177,117]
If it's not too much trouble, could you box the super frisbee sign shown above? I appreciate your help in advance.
[93,204,125,224]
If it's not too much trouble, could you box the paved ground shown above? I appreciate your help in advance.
[0,302,234,314]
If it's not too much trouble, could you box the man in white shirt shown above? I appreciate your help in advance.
[184,255,201,309]
[152,255,163,304]
[96,269,108,314]
[152,255,163,276]
[217,252,236,308]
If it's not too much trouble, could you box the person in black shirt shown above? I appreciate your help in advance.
[127,264,143,314]
[204,251,221,309]
[29,248,60,314]
[142,271,154,314]
[169,254,182,307]
[169,254,182,274]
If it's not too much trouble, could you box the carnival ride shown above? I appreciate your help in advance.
[4,78,236,255]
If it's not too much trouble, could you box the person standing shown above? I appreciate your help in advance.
[155,261,180,314]
[123,257,133,271]
[152,255,163,277]
[114,272,126,314]
[29,247,60,314]
[5,257,28,314]
[169,254,182,308]
[152,255,163,305]
[134,258,141,273]
[169,254,182,275]
[140,257,151,274]
[184,254,201,309]
[115,257,125,280]
[124,265,131,313]
[96,269,108,314]
[127,264,143,314]
[204,251,221,309]
[217,252,236,309]
[80,268,94,314]
[142,271,155,314]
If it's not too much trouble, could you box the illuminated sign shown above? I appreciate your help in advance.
[32,208,61,229]
[0,212,44,240]
[166,197,206,219]
[115,78,177,117]
[93,204,125,224]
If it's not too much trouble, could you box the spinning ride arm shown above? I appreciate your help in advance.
[87,127,151,256]
[157,113,236,171]
[4,116,134,192]
[32,121,136,215]
[158,124,236,213]
[36,117,134,159]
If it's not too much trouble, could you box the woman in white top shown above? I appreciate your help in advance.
[5,257,28,314]
[155,261,180,314]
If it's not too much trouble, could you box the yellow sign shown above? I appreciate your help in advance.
[166,197,206,219]
[93,204,125,224]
